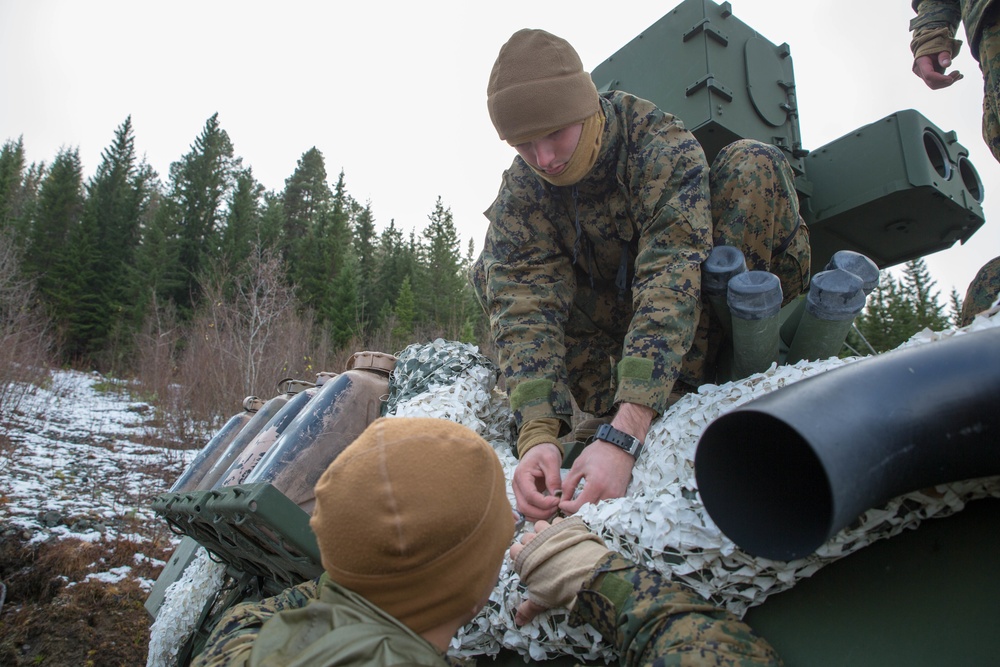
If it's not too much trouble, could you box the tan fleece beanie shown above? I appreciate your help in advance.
[487,28,601,145]
[310,417,514,634]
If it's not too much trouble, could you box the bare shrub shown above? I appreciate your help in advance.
[176,246,331,427]
[0,230,54,468]
[130,293,201,449]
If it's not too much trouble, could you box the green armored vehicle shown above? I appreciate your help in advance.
[146,1,999,665]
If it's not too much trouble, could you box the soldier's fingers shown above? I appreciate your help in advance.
[514,598,549,626]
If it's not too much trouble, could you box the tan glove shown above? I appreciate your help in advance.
[513,516,611,611]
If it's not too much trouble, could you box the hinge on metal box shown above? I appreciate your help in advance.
[684,19,729,46]
[686,75,734,102]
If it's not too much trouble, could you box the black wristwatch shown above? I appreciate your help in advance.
[588,423,643,459]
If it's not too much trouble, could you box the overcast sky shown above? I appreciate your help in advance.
[1,0,996,301]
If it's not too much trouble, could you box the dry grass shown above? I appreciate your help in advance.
[0,531,174,666]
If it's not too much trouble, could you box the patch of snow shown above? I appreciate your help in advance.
[0,368,199,591]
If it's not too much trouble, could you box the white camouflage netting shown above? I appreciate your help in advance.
[147,548,227,667]
[386,310,1000,663]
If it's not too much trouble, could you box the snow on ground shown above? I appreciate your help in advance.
[0,369,199,590]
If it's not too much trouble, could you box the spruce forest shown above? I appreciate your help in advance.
[0,113,962,436]
[0,115,486,432]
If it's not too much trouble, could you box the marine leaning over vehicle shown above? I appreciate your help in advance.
[472,28,810,520]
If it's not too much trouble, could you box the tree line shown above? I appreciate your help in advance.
[0,112,963,434]
[0,114,484,429]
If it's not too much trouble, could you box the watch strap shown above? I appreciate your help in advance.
[588,423,643,459]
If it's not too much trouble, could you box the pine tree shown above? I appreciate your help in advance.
[24,147,84,298]
[851,276,903,353]
[136,195,183,322]
[462,236,488,340]
[50,209,104,361]
[851,259,951,354]
[899,258,949,333]
[282,149,338,314]
[25,148,86,360]
[417,197,465,330]
[353,201,377,333]
[373,219,413,319]
[328,253,359,348]
[0,138,27,230]
[0,137,43,242]
[282,147,331,261]
[161,113,239,315]
[91,118,158,345]
[391,275,416,345]
[949,287,963,328]
[220,167,264,271]
[257,192,284,253]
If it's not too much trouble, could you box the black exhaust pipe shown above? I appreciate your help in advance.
[694,325,1000,561]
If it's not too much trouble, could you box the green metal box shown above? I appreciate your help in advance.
[591,0,986,273]
[803,109,985,270]
[591,0,805,171]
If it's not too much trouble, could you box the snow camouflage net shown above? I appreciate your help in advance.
[147,548,226,667]
[384,310,1000,664]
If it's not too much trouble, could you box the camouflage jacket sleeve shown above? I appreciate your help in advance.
[910,0,962,34]
[192,578,320,667]
[570,553,782,666]
[613,95,711,412]
[911,0,992,58]
[479,168,579,429]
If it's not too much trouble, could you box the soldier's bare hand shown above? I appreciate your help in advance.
[512,444,563,521]
[558,440,634,514]
[913,52,963,89]
[509,518,555,559]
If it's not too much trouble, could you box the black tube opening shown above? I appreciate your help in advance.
[959,155,984,203]
[922,130,951,180]
[695,411,833,561]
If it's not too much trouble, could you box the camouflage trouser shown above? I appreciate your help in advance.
[707,140,811,302]
[676,140,811,392]
[563,140,809,415]
[979,10,1000,162]
[960,255,1000,325]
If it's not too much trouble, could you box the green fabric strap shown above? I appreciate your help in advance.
[597,571,635,614]
[510,378,553,411]
[617,356,654,381]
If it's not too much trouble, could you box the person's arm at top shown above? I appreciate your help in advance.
[910,0,964,89]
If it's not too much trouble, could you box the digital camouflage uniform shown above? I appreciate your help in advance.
[960,254,1000,324]
[193,575,454,667]
[910,2,1000,326]
[572,553,780,666]
[910,0,1000,159]
[471,91,809,436]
